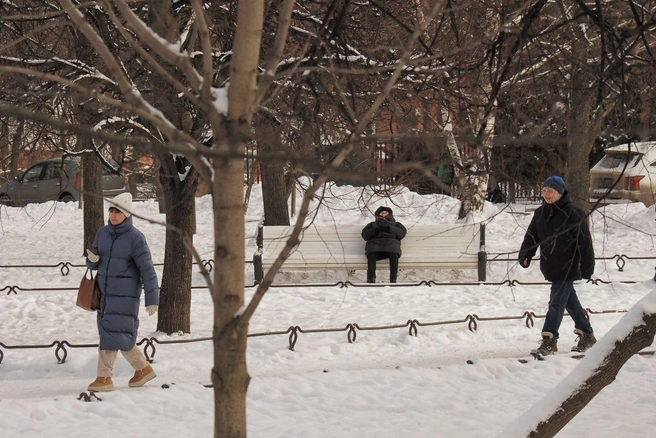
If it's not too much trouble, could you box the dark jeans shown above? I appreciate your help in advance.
[542,281,593,338]
[367,252,399,283]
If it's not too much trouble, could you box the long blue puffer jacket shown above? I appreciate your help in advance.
[86,216,159,351]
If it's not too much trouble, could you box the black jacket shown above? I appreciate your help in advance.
[361,207,407,256]
[519,191,594,281]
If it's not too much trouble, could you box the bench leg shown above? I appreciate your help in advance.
[253,254,263,284]
[478,251,487,282]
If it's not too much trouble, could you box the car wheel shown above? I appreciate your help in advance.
[60,194,75,203]
[0,194,12,206]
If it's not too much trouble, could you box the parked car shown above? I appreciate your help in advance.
[0,158,129,207]
[589,141,656,207]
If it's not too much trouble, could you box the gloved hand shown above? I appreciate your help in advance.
[378,225,390,232]
[519,258,530,268]
[146,305,158,316]
[86,249,100,263]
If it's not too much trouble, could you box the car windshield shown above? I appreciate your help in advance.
[65,156,123,176]
[596,153,641,170]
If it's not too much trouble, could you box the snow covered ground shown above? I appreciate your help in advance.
[1,184,656,437]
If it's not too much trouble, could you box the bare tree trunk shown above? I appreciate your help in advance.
[9,119,23,180]
[154,168,166,214]
[261,163,289,225]
[211,0,264,435]
[255,116,289,226]
[442,107,481,219]
[212,153,250,435]
[75,96,104,256]
[287,174,297,216]
[145,1,199,335]
[565,77,596,213]
[70,19,106,256]
[564,26,614,213]
[0,121,8,176]
[79,132,104,255]
[458,110,494,219]
[149,136,198,335]
[156,155,197,334]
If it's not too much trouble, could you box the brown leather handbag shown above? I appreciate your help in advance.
[76,269,101,311]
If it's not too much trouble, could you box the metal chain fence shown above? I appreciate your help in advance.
[0,252,652,294]
[1,256,654,364]
[0,308,631,365]
[0,252,650,279]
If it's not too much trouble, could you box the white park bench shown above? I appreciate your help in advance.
[253,223,487,283]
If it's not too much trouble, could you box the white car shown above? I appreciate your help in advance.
[589,141,656,207]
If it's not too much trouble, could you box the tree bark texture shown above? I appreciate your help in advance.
[9,119,23,180]
[79,128,104,257]
[156,156,197,334]
[212,150,250,438]
[261,162,289,225]
[529,312,656,437]
[212,0,264,435]
[565,84,596,213]
[71,21,106,256]
[145,1,199,335]
[255,116,289,226]
[457,112,494,219]
[565,32,598,213]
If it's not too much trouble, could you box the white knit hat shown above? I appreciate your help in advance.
[110,192,133,218]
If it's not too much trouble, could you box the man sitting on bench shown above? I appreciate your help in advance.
[361,207,407,283]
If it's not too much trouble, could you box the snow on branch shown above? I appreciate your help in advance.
[499,288,656,437]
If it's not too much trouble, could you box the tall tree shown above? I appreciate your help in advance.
[255,114,289,226]
[143,0,200,335]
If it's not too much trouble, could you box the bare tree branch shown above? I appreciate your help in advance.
[58,0,213,182]
[255,0,296,106]
[240,0,451,324]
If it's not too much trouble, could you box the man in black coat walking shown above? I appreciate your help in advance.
[519,176,597,357]
[361,207,407,283]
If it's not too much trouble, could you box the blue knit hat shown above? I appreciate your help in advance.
[542,176,565,194]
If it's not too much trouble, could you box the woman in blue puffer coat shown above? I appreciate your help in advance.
[85,192,160,392]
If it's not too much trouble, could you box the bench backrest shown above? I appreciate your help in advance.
[257,223,485,272]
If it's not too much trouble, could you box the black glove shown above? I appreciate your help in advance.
[519,258,530,268]
[378,225,390,232]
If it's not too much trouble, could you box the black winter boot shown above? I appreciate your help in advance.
[571,329,596,352]
[531,332,558,357]
[367,271,376,284]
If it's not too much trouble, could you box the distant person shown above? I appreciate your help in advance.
[518,176,596,357]
[361,207,407,283]
[486,174,506,204]
[85,192,160,392]
[437,152,453,194]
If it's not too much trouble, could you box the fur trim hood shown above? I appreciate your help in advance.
[375,206,394,218]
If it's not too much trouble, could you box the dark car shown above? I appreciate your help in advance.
[0,158,129,207]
